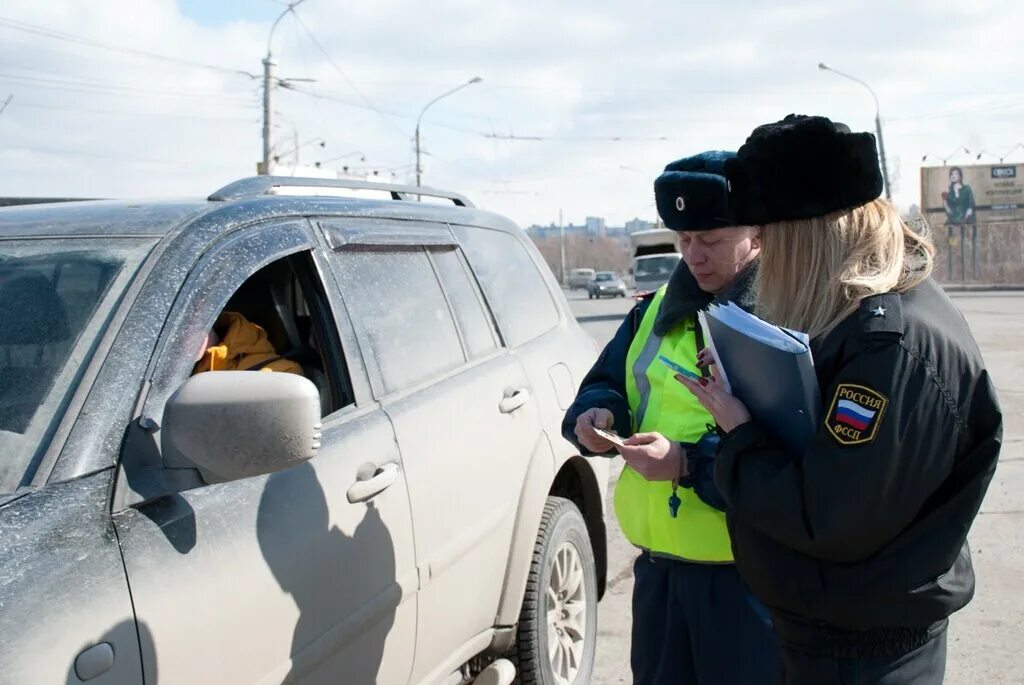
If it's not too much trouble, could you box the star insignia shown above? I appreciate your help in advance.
[872,306,887,317]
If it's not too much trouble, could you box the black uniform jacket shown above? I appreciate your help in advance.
[561,262,758,510]
[715,278,1002,656]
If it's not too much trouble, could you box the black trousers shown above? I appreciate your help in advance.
[630,552,780,685]
[779,630,947,685]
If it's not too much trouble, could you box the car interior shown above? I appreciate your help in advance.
[201,253,353,417]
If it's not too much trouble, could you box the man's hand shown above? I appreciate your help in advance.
[574,408,618,453]
[618,432,684,481]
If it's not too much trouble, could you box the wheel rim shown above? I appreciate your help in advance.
[545,542,587,685]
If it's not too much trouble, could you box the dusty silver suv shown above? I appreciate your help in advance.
[0,177,608,685]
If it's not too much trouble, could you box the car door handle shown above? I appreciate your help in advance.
[499,387,531,414]
[347,463,399,503]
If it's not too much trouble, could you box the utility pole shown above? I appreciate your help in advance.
[260,0,306,176]
[559,208,566,286]
[415,126,422,187]
[262,57,274,175]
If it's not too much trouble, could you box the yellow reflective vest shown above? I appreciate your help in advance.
[613,286,734,563]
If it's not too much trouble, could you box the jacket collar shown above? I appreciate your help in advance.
[653,260,759,337]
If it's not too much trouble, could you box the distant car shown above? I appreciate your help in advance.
[0,176,609,685]
[587,271,627,299]
[567,267,595,290]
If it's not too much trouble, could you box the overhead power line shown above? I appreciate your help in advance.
[9,100,257,122]
[0,74,258,107]
[0,70,257,105]
[0,15,256,78]
[288,85,673,142]
[482,132,671,142]
[289,10,409,140]
[888,97,1024,123]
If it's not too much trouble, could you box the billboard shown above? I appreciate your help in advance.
[921,163,1024,225]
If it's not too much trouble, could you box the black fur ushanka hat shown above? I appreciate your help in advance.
[654,151,737,231]
[725,114,883,225]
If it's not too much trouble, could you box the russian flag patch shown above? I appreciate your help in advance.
[826,383,888,445]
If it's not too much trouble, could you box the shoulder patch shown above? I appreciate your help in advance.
[825,383,888,445]
[858,292,903,337]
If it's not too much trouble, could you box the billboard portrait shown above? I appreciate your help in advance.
[921,163,1024,225]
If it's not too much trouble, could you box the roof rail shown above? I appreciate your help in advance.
[208,176,474,207]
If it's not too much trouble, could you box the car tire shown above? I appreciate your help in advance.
[514,496,597,685]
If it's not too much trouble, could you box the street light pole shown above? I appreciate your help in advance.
[262,0,306,175]
[818,62,891,201]
[262,56,274,174]
[415,77,482,191]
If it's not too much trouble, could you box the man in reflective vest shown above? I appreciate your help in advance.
[562,152,778,684]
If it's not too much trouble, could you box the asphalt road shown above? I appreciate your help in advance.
[565,287,1024,684]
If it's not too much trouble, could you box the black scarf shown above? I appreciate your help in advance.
[652,260,759,337]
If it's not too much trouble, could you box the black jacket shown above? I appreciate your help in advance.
[561,262,758,510]
[715,278,1002,657]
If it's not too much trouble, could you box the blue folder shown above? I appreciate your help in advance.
[698,303,821,452]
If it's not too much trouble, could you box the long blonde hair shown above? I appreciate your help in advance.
[755,199,934,338]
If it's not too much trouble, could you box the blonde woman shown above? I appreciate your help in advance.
[678,116,1002,685]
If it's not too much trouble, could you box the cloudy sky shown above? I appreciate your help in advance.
[2,0,1022,227]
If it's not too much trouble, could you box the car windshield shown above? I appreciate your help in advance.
[634,255,680,279]
[0,240,141,493]
[595,273,615,281]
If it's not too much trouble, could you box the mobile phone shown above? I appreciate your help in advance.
[658,355,701,382]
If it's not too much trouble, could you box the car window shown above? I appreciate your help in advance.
[596,273,613,281]
[145,223,356,429]
[634,255,680,279]
[0,240,146,493]
[453,226,559,347]
[333,248,465,394]
[188,252,355,417]
[428,248,500,358]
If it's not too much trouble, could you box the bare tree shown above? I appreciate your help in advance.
[531,236,631,281]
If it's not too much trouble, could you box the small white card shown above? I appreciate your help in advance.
[593,427,626,447]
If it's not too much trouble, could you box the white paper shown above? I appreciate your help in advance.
[706,302,809,354]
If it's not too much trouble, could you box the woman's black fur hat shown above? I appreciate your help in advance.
[725,114,883,225]
[654,151,737,231]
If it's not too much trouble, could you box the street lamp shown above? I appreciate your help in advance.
[275,137,326,165]
[978,144,1024,163]
[317,151,367,166]
[922,147,970,166]
[818,62,891,201]
[415,77,483,190]
[262,0,307,175]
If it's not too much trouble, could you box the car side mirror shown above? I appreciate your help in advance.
[162,371,322,484]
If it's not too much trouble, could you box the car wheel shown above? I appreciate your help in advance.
[515,496,597,685]
[588,292,593,299]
